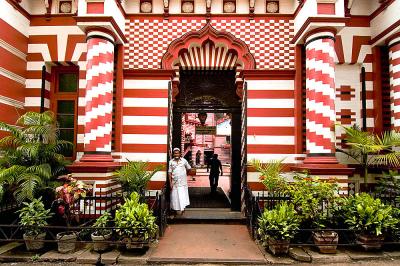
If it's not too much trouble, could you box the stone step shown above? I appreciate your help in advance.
[169,208,246,224]
[147,257,265,264]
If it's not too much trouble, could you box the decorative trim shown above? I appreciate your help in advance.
[370,17,400,45]
[0,95,24,109]
[242,70,295,80]
[123,69,175,79]
[291,17,347,44]
[304,35,335,47]
[161,24,256,70]
[0,39,26,61]
[0,66,26,85]
[370,0,396,20]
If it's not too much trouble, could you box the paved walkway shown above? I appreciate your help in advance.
[149,224,265,264]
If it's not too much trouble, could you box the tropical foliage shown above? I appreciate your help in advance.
[114,160,162,199]
[115,192,158,241]
[337,125,400,185]
[0,111,72,203]
[252,159,287,192]
[17,197,52,236]
[92,212,112,236]
[258,202,300,243]
[341,193,397,236]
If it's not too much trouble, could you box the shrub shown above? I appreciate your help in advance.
[92,212,112,236]
[17,197,52,236]
[258,202,300,244]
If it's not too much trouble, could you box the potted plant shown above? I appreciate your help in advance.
[91,212,113,252]
[343,193,397,250]
[115,192,158,249]
[285,174,339,253]
[17,197,52,251]
[54,178,91,253]
[114,160,162,201]
[257,202,300,255]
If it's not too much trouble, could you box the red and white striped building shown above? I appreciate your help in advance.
[1,0,400,208]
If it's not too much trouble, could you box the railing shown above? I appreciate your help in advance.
[243,185,260,240]
[155,186,168,237]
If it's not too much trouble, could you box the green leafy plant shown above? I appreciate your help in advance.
[258,202,300,244]
[285,173,339,229]
[375,170,400,199]
[337,125,400,186]
[114,160,162,200]
[0,111,72,203]
[252,159,287,192]
[17,197,52,236]
[92,212,112,236]
[342,193,397,236]
[115,192,158,242]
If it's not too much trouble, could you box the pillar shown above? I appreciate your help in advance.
[80,31,115,162]
[303,30,337,163]
[389,36,400,131]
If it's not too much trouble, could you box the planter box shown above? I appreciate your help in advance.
[124,237,149,250]
[268,238,290,255]
[356,234,384,251]
[57,232,77,253]
[313,231,338,254]
[23,232,46,251]
[91,232,112,252]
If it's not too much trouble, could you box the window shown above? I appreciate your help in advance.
[53,67,78,158]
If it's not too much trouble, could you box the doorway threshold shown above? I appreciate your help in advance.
[170,208,245,224]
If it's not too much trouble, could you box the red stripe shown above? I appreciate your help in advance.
[247,145,295,154]
[0,76,25,102]
[84,113,113,133]
[247,108,294,117]
[0,49,26,77]
[306,130,334,152]
[247,127,294,136]
[306,110,334,128]
[84,133,112,151]
[0,18,28,53]
[306,89,335,110]
[123,89,168,98]
[87,38,109,49]
[306,69,335,88]
[306,48,335,68]
[86,72,114,89]
[247,90,294,98]
[123,125,168,134]
[123,107,168,116]
[87,52,114,66]
[122,144,167,153]
[85,92,113,112]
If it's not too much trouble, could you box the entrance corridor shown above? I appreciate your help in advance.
[148,224,265,264]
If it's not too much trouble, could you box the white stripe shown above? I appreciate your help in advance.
[123,98,168,107]
[306,119,335,140]
[84,102,113,123]
[306,79,335,99]
[28,44,52,62]
[247,99,294,108]
[246,80,295,90]
[86,82,113,102]
[86,62,114,80]
[123,116,168,126]
[247,135,295,145]
[24,97,49,108]
[306,99,335,121]
[247,117,294,127]
[306,58,335,78]
[306,140,332,153]
[0,95,24,109]
[25,79,42,89]
[0,67,25,85]
[389,50,400,60]
[123,79,169,89]
[0,39,26,60]
[71,43,87,62]
[86,41,114,60]
[122,134,167,144]
[84,122,112,144]
[27,62,45,71]
[114,152,167,162]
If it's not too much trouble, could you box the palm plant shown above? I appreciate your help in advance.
[337,125,400,186]
[114,160,162,200]
[0,111,72,203]
[251,159,287,193]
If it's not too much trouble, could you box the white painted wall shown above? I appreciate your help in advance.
[1,0,30,36]
[350,0,380,16]
[371,0,400,43]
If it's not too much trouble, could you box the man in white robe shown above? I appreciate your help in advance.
[168,148,191,214]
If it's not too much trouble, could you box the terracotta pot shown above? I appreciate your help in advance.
[313,231,339,254]
[23,232,46,251]
[91,232,112,252]
[356,233,384,250]
[267,238,290,255]
[57,232,77,253]
[124,237,149,250]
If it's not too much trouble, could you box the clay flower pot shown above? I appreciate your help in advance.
[57,231,77,253]
[23,232,46,251]
[356,233,384,251]
[91,232,112,252]
[268,238,290,255]
[313,231,339,254]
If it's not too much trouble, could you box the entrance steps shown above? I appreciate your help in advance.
[169,208,246,224]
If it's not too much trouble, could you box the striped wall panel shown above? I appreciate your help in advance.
[246,79,304,164]
[121,79,170,165]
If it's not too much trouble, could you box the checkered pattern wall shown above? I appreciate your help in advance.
[124,18,295,70]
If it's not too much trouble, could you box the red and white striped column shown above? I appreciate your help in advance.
[304,31,336,158]
[389,36,400,131]
[81,31,115,162]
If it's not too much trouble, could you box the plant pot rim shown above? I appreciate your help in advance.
[91,231,112,238]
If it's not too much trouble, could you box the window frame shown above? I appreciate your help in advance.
[51,66,79,160]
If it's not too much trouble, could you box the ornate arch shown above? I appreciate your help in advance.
[161,24,256,70]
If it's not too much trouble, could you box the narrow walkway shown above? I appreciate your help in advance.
[149,224,265,264]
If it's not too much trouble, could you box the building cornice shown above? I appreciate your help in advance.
[0,95,25,109]
[0,39,26,61]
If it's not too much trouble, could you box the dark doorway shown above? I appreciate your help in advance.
[170,70,242,211]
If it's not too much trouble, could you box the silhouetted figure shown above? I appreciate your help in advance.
[196,150,201,165]
[207,154,223,194]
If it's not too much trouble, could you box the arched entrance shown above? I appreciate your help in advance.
[162,24,255,211]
